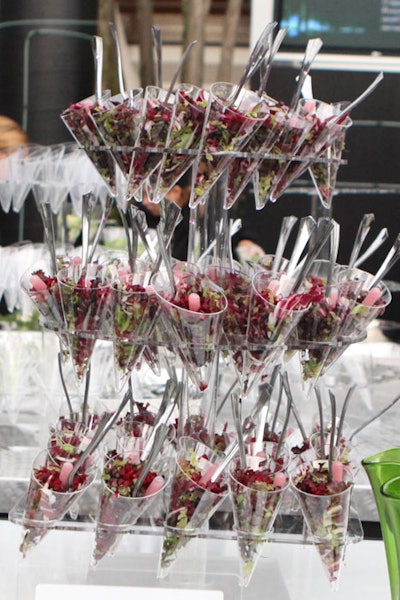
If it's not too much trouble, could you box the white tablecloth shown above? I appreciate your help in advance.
[1,520,390,600]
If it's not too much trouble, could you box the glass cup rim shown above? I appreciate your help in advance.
[102,450,170,499]
[228,457,290,494]
[290,460,354,498]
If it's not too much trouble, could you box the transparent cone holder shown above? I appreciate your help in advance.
[229,456,289,587]
[158,436,228,579]
[20,259,65,331]
[61,92,119,197]
[204,264,255,396]
[151,268,227,392]
[253,105,313,209]
[335,266,392,338]
[291,460,354,590]
[268,99,347,204]
[223,96,281,210]
[9,144,49,213]
[57,261,112,383]
[111,266,160,391]
[243,269,310,395]
[315,268,392,379]
[151,84,209,203]
[19,449,97,557]
[189,81,269,208]
[92,88,144,198]
[92,451,170,565]
[309,117,352,210]
[288,260,353,384]
[128,85,176,201]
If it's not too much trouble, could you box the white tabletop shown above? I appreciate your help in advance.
[0,520,390,600]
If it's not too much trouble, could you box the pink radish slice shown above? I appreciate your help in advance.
[273,471,287,489]
[30,275,48,291]
[188,292,201,312]
[332,460,344,483]
[329,287,339,309]
[362,287,382,306]
[59,461,74,490]
[302,99,316,114]
[267,280,280,295]
[128,450,141,464]
[199,463,219,486]
[144,475,165,496]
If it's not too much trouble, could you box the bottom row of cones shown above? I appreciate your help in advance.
[18,435,355,590]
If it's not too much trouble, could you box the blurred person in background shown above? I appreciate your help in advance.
[138,171,265,263]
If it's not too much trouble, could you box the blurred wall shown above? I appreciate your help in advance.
[0,0,98,145]
[0,0,98,246]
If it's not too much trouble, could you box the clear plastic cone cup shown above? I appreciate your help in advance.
[128,85,176,200]
[20,260,65,330]
[151,268,227,391]
[223,96,277,210]
[158,436,228,577]
[61,92,119,197]
[91,88,144,194]
[111,269,160,389]
[229,457,289,587]
[246,270,310,389]
[151,84,208,203]
[291,460,354,589]
[20,449,97,557]
[309,122,350,210]
[254,105,312,209]
[335,267,392,338]
[92,451,170,565]
[189,82,269,208]
[205,265,255,394]
[269,99,348,203]
[57,261,113,381]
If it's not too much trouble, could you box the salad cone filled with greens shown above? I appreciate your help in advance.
[110,264,160,390]
[189,81,268,208]
[57,261,113,382]
[128,85,176,200]
[291,460,354,590]
[149,84,209,204]
[152,266,227,392]
[91,88,144,199]
[158,436,228,578]
[229,454,289,587]
[20,449,97,557]
[61,92,119,198]
[92,450,170,565]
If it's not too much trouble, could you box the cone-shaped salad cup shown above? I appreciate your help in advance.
[111,264,160,390]
[229,455,289,587]
[189,81,268,208]
[92,450,170,565]
[91,88,144,198]
[268,98,349,203]
[20,260,65,331]
[57,260,113,382]
[152,266,227,391]
[158,436,228,578]
[291,459,354,590]
[61,92,119,197]
[20,449,97,557]
[151,84,208,203]
[128,85,176,200]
